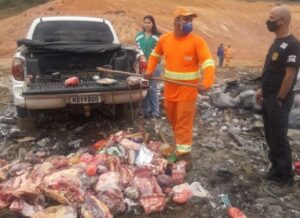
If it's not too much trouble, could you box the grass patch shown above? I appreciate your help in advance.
[0,0,48,19]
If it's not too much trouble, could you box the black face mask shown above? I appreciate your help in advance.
[266,19,279,32]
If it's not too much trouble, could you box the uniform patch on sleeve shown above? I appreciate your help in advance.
[272,52,279,61]
[280,42,288,49]
[287,55,297,63]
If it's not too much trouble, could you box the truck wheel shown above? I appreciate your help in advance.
[16,106,29,118]
[16,106,37,131]
[115,103,139,121]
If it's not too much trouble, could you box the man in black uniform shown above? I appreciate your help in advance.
[256,5,300,187]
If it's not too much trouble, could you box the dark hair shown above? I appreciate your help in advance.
[143,15,161,36]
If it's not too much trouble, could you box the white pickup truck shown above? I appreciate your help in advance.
[11,16,148,118]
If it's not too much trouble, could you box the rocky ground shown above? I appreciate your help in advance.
[0,64,299,218]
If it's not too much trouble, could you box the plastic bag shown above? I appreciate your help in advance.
[227,207,247,218]
[172,183,192,204]
[135,146,154,166]
[189,181,213,198]
[64,77,79,87]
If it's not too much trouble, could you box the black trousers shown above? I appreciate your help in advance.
[218,56,224,67]
[262,93,294,177]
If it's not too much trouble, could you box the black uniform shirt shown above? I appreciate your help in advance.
[262,34,300,97]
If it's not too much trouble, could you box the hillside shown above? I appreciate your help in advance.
[0,0,300,64]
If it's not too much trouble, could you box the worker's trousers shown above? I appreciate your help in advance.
[164,100,196,155]
[225,57,231,67]
[143,64,161,117]
[262,93,294,177]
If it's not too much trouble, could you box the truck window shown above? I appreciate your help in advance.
[32,20,114,43]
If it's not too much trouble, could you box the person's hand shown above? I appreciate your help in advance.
[198,84,208,94]
[255,88,262,105]
[143,72,151,80]
[277,100,283,108]
[276,96,284,108]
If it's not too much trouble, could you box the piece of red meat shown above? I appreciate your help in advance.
[140,194,166,214]
[171,161,186,184]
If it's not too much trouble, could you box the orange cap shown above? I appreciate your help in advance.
[174,7,198,18]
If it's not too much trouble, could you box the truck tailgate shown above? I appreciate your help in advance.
[23,80,147,95]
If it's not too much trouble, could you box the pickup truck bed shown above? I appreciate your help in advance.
[11,17,148,117]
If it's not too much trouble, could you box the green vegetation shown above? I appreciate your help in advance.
[0,0,48,19]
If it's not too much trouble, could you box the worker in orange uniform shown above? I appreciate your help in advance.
[145,7,215,170]
[224,45,233,67]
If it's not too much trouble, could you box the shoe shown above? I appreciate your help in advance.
[176,153,193,172]
[264,167,294,187]
[150,115,160,119]
[270,176,294,187]
[264,166,280,181]
[143,114,151,119]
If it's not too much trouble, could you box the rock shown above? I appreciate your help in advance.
[234,90,256,109]
[0,117,16,124]
[288,129,300,140]
[37,138,50,147]
[220,126,228,132]
[200,101,211,109]
[73,123,90,133]
[209,91,239,108]
[289,109,300,128]
[68,139,83,148]
[16,136,36,143]
[232,119,239,124]
[254,121,263,128]
[266,205,282,215]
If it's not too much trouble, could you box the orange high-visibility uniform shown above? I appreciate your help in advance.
[224,47,233,67]
[146,32,215,155]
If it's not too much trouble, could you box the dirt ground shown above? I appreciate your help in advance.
[0,61,299,218]
[1,0,300,61]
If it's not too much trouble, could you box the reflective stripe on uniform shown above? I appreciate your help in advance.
[164,69,200,81]
[150,50,161,58]
[152,35,159,41]
[200,59,215,71]
[176,144,191,153]
[135,34,143,41]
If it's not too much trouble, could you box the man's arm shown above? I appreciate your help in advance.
[277,67,297,102]
[145,37,164,77]
[196,39,216,92]
[277,41,300,104]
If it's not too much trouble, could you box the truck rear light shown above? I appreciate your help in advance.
[12,58,24,81]
[141,79,149,87]
[139,55,147,74]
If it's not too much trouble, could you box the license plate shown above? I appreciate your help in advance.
[69,95,101,104]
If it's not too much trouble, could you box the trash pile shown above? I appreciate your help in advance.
[0,130,211,217]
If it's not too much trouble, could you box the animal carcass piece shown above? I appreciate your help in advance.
[0,169,43,210]
[95,172,125,215]
[41,166,85,205]
[0,178,15,209]
[81,195,113,218]
[140,194,166,214]
[133,169,165,214]
[9,199,43,217]
[31,205,77,218]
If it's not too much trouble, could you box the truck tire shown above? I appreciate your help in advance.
[115,103,139,121]
[16,106,37,131]
[16,106,29,118]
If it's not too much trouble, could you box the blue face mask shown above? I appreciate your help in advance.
[181,22,193,35]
